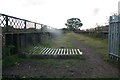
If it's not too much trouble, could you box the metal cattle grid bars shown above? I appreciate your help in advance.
[29,46,83,56]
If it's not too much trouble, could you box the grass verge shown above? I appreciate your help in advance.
[69,32,120,68]
[3,55,25,69]
[69,32,108,60]
[23,33,74,54]
[49,33,73,48]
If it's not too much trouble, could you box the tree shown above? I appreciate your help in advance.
[65,18,83,31]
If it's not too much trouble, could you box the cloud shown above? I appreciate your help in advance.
[93,8,99,16]
[23,0,46,6]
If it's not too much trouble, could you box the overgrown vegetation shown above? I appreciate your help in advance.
[2,45,15,57]
[49,33,73,48]
[2,32,84,69]
[70,32,119,68]
[69,32,108,60]
[2,45,24,68]
[23,33,74,54]
[3,32,119,69]
[2,55,25,69]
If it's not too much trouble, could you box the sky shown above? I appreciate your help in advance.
[0,0,120,29]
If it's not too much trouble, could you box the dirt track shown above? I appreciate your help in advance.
[3,35,120,78]
[70,38,120,77]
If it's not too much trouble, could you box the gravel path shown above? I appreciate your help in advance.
[3,36,120,78]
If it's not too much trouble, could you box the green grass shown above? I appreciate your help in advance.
[3,32,119,69]
[23,32,108,60]
[22,41,52,54]
[23,33,74,54]
[3,55,25,69]
[22,42,86,68]
[67,32,108,60]
[49,33,73,48]
[72,33,120,68]
[31,58,86,69]
[65,33,120,68]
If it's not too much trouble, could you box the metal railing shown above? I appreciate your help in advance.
[109,15,120,60]
[1,13,56,55]
[0,13,54,33]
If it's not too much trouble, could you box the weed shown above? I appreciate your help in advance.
[3,54,24,69]
[68,32,109,60]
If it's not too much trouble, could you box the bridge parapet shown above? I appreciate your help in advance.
[0,13,55,33]
[0,13,55,56]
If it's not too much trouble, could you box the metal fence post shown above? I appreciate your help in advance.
[5,15,8,32]
[34,23,36,30]
[24,20,26,31]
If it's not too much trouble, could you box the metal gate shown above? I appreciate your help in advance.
[109,15,120,60]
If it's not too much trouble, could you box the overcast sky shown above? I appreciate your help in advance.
[0,0,120,29]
